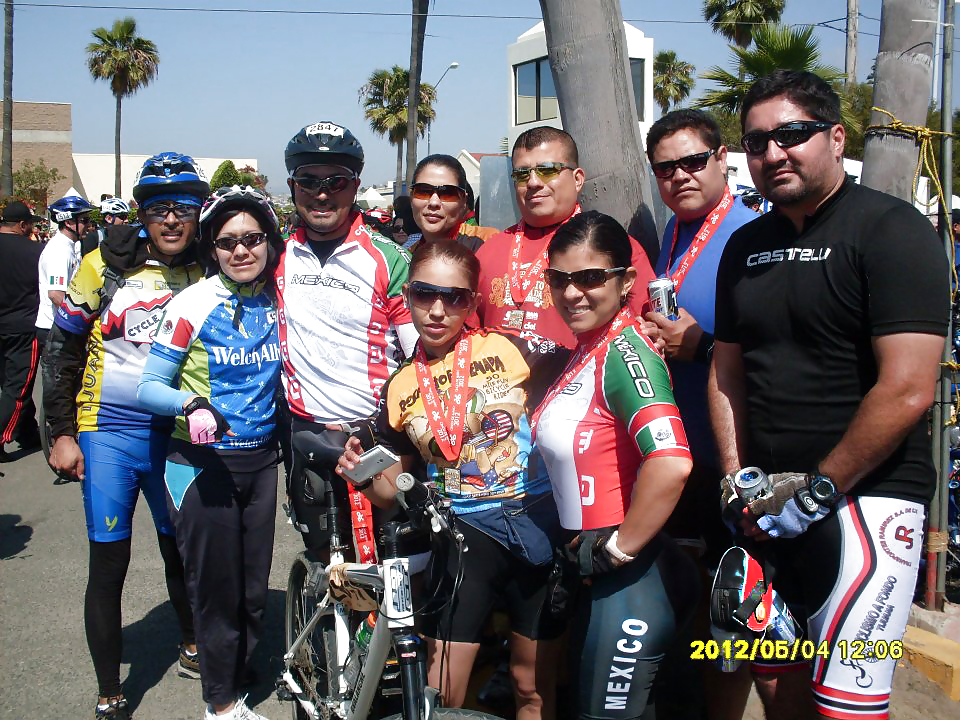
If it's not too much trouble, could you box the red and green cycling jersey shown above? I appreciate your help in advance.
[533,322,690,530]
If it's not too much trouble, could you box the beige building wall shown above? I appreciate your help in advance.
[0,101,74,203]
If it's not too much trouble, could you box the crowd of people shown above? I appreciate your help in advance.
[0,69,950,720]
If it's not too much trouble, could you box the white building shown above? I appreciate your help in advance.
[506,21,654,150]
[72,154,259,204]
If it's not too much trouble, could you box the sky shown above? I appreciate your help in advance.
[7,0,957,194]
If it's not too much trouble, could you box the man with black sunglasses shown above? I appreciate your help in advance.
[710,70,949,720]
[644,108,761,720]
[475,126,655,349]
[277,121,417,558]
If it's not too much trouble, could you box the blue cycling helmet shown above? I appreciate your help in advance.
[49,195,95,223]
[133,152,210,206]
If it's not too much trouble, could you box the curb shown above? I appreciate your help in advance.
[904,603,960,702]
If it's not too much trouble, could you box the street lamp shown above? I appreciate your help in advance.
[427,61,459,156]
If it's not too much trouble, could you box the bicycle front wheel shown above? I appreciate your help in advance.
[285,555,338,720]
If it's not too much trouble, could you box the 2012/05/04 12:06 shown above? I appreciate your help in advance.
[690,639,905,663]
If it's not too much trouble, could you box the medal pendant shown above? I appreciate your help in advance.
[505,310,524,329]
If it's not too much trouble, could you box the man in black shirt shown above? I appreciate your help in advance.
[709,71,949,720]
[0,201,44,461]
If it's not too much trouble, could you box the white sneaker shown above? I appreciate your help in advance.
[203,696,269,720]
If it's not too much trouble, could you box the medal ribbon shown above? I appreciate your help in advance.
[530,305,634,437]
[414,333,473,462]
[509,204,582,306]
[666,187,733,294]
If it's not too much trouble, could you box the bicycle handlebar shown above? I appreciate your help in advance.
[395,472,466,549]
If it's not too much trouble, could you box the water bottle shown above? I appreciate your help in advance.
[355,611,377,652]
[343,612,377,687]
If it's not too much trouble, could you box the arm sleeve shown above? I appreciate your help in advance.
[41,323,87,437]
[602,327,691,461]
[53,252,103,336]
[863,205,950,336]
[138,350,192,417]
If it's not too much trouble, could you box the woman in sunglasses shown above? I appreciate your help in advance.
[532,211,699,720]
[406,154,497,254]
[338,239,567,719]
[137,186,283,720]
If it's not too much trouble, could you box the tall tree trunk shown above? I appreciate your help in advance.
[1,0,13,197]
[395,139,404,200]
[846,0,858,85]
[114,94,122,197]
[861,0,938,201]
[539,0,659,258]
[404,0,428,194]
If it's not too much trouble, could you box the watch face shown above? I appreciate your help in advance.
[811,476,836,502]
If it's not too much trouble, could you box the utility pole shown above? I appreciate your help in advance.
[846,0,859,85]
[861,0,938,201]
[1,0,13,197]
[538,0,659,258]
[404,0,429,195]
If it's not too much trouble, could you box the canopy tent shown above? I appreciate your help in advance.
[357,186,388,210]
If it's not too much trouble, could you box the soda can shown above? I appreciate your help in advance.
[734,467,769,502]
[710,625,744,673]
[766,590,800,645]
[648,278,679,321]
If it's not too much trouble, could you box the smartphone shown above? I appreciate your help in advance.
[342,445,399,484]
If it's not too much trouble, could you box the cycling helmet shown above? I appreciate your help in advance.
[133,152,210,206]
[199,185,279,236]
[49,195,95,223]
[285,122,364,176]
[100,197,130,216]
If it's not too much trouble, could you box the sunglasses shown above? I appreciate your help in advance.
[651,150,716,179]
[143,203,200,222]
[543,267,626,290]
[213,232,268,252]
[411,183,466,202]
[741,121,835,156]
[407,281,474,310]
[291,174,354,195]
[511,162,574,186]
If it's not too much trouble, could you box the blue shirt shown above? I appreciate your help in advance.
[654,196,757,466]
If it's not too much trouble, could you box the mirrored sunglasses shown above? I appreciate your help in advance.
[212,232,268,252]
[408,281,474,310]
[651,150,715,179]
[543,266,626,290]
[292,174,354,195]
[510,162,574,186]
[144,203,199,221]
[411,183,466,202]
[741,121,835,156]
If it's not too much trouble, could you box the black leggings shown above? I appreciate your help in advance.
[84,533,195,697]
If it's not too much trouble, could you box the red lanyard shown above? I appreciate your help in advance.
[509,205,582,306]
[530,306,634,437]
[666,187,734,294]
[414,333,472,462]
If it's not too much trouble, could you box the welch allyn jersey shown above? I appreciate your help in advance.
[714,177,950,504]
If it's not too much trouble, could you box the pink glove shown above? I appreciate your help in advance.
[183,396,231,445]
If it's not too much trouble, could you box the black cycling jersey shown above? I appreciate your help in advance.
[715,177,949,504]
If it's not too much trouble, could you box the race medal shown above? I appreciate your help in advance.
[505,310,525,329]
[443,467,462,495]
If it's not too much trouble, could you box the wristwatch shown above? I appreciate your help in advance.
[604,530,636,564]
[808,474,841,506]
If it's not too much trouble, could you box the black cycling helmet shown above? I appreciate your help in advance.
[285,122,364,176]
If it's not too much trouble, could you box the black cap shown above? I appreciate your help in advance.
[2,200,44,223]
[952,209,960,226]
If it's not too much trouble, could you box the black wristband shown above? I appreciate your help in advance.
[350,475,375,491]
[694,331,715,364]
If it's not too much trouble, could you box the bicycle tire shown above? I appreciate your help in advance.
[286,556,339,720]
[381,709,509,720]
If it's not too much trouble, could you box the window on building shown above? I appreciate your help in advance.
[629,58,645,122]
[515,58,559,125]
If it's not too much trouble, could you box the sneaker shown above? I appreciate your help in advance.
[203,695,269,720]
[178,644,201,679]
[16,426,42,451]
[94,697,131,719]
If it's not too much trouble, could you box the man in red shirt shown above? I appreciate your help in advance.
[475,127,656,348]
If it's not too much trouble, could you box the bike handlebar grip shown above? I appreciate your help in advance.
[396,472,431,509]
[395,472,416,492]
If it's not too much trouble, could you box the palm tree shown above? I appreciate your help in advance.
[696,24,848,121]
[86,17,159,196]
[358,66,435,195]
[703,0,785,48]
[654,50,696,116]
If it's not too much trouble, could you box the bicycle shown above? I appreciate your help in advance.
[277,428,505,720]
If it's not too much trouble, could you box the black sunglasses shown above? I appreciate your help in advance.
[411,183,466,203]
[741,121,835,156]
[407,281,474,310]
[213,232,268,252]
[651,150,716,179]
[143,203,200,221]
[543,267,626,290]
[511,162,574,185]
[291,174,355,195]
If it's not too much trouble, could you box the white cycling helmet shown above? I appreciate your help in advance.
[199,185,279,234]
[100,197,130,216]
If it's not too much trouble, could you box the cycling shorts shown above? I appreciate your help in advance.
[79,428,175,542]
[420,519,563,643]
[572,533,699,720]
[749,495,924,720]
